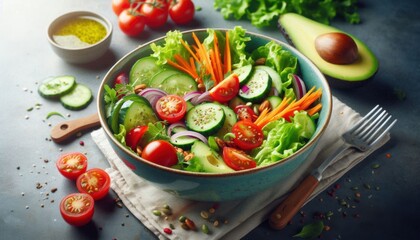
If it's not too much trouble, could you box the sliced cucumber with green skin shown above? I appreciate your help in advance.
[110,94,152,133]
[215,104,237,139]
[233,64,253,86]
[129,56,162,87]
[186,103,225,136]
[187,141,234,173]
[121,101,158,132]
[239,68,272,103]
[160,73,198,96]
[267,95,282,109]
[60,84,92,110]
[255,65,282,94]
[38,75,76,98]
[170,126,197,149]
[149,69,180,88]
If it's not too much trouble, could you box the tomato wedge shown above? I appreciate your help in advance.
[234,105,258,122]
[60,193,94,226]
[141,140,178,167]
[222,147,257,171]
[125,125,148,151]
[76,168,111,200]
[56,152,88,180]
[232,120,264,150]
[155,95,187,123]
[209,74,240,102]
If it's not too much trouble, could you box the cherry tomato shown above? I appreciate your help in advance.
[141,140,178,167]
[56,152,88,180]
[112,0,131,16]
[76,168,111,200]
[118,8,146,37]
[169,0,195,25]
[231,120,264,150]
[222,147,257,171]
[234,105,258,122]
[113,72,129,86]
[140,0,169,28]
[125,125,148,151]
[60,193,94,226]
[155,95,187,123]
[209,74,240,103]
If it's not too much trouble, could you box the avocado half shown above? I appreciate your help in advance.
[278,13,379,88]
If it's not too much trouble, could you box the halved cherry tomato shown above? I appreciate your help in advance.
[141,140,178,167]
[112,0,131,16]
[232,120,264,150]
[76,168,111,200]
[56,152,88,180]
[209,74,240,103]
[125,125,148,151]
[118,8,146,37]
[113,72,129,86]
[169,0,195,25]
[140,0,169,28]
[60,193,94,226]
[222,147,257,171]
[155,95,187,123]
[234,105,258,122]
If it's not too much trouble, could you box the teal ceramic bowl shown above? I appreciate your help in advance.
[97,29,332,202]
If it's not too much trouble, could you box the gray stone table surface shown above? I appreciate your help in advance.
[1,0,419,239]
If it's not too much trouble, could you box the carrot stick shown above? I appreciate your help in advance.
[180,39,200,63]
[307,103,322,116]
[224,31,231,74]
[213,32,224,82]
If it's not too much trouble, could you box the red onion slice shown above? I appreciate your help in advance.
[183,91,202,101]
[292,74,307,100]
[167,122,187,136]
[170,131,208,144]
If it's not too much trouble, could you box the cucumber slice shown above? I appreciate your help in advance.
[186,103,225,136]
[129,56,161,87]
[186,141,234,173]
[110,94,151,133]
[239,68,272,103]
[170,126,197,149]
[122,101,158,132]
[216,104,237,139]
[160,73,198,96]
[60,84,92,110]
[149,69,180,88]
[255,65,282,94]
[38,75,76,98]
[233,65,253,86]
[267,95,282,109]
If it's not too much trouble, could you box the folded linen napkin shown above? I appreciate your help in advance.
[91,96,390,240]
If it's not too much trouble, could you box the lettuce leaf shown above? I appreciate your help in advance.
[214,0,360,28]
[227,26,254,68]
[150,30,190,66]
[252,111,315,166]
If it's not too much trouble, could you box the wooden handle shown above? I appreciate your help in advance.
[50,113,100,143]
[269,174,320,230]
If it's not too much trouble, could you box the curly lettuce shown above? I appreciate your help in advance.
[253,111,316,166]
[150,30,190,66]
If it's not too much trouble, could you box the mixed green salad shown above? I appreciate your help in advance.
[104,27,323,173]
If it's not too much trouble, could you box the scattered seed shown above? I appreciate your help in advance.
[185,218,196,230]
[364,183,371,190]
[178,215,186,223]
[386,153,392,158]
[163,227,172,235]
[371,163,380,169]
[161,208,172,216]
[324,225,331,231]
[200,210,209,219]
[79,141,85,146]
[355,192,361,198]
[351,186,359,191]
[181,222,190,230]
[152,210,162,216]
[208,207,216,214]
[51,188,57,193]
[169,223,175,229]
[201,224,210,234]
[213,220,219,227]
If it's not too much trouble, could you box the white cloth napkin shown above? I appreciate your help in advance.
[91,96,390,240]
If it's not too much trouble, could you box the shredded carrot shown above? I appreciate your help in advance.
[180,39,200,63]
[224,31,231,74]
[213,32,224,82]
[254,87,323,128]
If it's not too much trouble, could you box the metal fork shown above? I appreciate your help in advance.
[269,105,397,230]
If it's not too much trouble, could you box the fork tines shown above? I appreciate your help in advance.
[350,105,397,146]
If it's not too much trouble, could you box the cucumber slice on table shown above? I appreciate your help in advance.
[38,75,76,98]
[160,73,198,96]
[129,56,162,87]
[186,103,225,136]
[60,84,92,110]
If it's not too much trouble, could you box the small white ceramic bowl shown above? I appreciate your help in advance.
[47,11,112,64]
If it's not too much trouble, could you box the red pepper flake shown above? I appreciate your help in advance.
[79,141,85,146]
[386,153,392,158]
[163,227,172,235]
[334,183,341,190]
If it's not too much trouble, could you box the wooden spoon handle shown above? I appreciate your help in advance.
[50,113,100,143]
[269,174,319,230]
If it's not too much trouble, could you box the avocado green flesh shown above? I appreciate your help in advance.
[279,13,378,82]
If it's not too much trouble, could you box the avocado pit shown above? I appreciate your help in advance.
[315,32,358,65]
